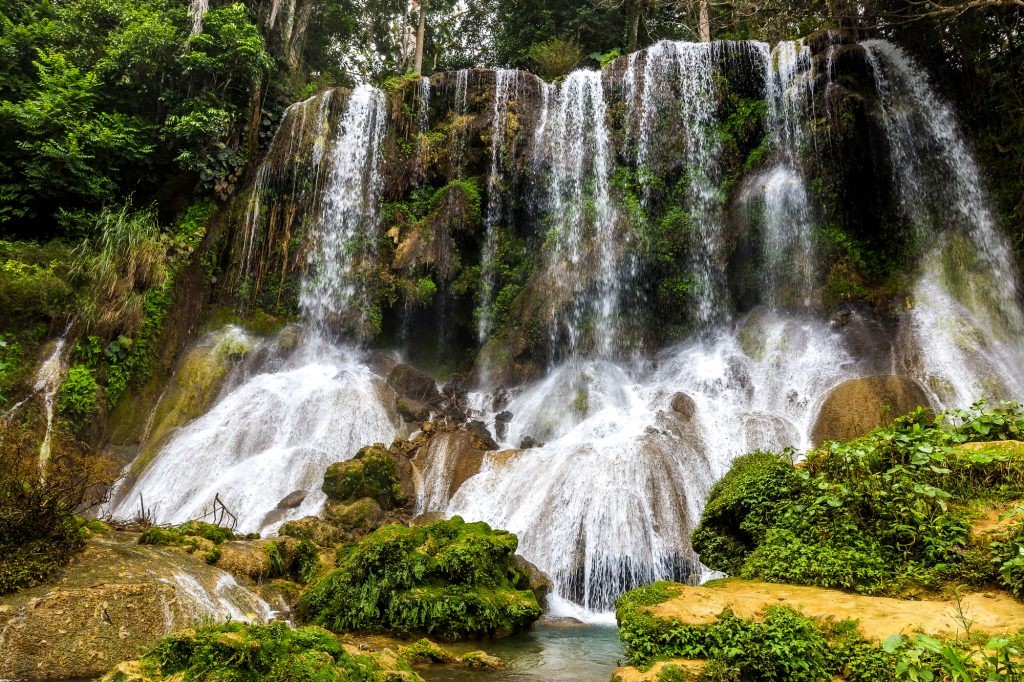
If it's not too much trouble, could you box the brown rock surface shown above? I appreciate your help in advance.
[811,375,931,445]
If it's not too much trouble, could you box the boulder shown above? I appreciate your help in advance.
[276,490,306,509]
[494,410,513,441]
[513,554,552,608]
[669,392,696,421]
[279,516,343,547]
[467,420,499,451]
[520,436,542,449]
[322,444,413,510]
[811,376,932,445]
[387,364,442,407]
[323,497,386,537]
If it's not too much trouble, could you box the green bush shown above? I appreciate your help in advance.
[139,520,234,547]
[691,402,1024,596]
[296,516,542,640]
[56,364,99,417]
[527,37,584,80]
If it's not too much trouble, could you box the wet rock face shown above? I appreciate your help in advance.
[0,533,271,681]
[810,375,932,444]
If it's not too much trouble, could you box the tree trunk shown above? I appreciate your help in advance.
[698,0,711,42]
[414,0,427,76]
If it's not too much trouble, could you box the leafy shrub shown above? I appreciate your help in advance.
[692,402,1024,596]
[132,621,419,680]
[296,516,542,640]
[528,37,584,79]
[57,364,99,417]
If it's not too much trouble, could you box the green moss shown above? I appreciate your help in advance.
[296,516,542,640]
[121,621,422,680]
[322,444,405,509]
[139,520,234,547]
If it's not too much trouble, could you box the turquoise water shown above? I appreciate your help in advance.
[417,624,624,681]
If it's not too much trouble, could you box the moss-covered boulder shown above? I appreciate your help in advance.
[322,443,412,510]
[810,375,931,445]
[101,622,424,681]
[295,516,542,640]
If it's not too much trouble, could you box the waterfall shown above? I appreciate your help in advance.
[300,85,389,339]
[747,40,818,308]
[188,0,208,36]
[449,312,858,615]
[478,70,520,345]
[863,39,1024,405]
[449,69,471,177]
[108,86,397,533]
[33,330,70,474]
[632,42,725,324]
[416,76,432,133]
[540,70,620,359]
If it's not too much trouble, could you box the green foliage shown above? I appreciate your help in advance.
[322,444,404,510]
[140,621,417,680]
[296,516,542,640]
[692,402,1024,597]
[0,0,272,232]
[56,364,99,418]
[528,37,584,80]
[616,585,1024,680]
[0,240,75,325]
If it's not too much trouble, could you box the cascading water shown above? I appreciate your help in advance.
[540,70,621,359]
[33,329,70,474]
[746,40,818,308]
[633,42,725,323]
[863,39,1024,406]
[449,311,859,615]
[300,85,389,337]
[108,85,398,533]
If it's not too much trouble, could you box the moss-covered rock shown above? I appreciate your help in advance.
[101,622,424,681]
[295,516,542,640]
[322,444,410,509]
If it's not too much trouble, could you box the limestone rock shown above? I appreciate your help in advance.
[520,435,542,449]
[467,419,499,451]
[669,392,696,421]
[279,516,342,547]
[811,375,931,445]
[387,364,442,407]
[513,554,552,608]
[0,534,270,681]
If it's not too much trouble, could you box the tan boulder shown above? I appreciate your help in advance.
[811,375,931,445]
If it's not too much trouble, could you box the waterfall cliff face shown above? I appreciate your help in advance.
[113,34,1024,618]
